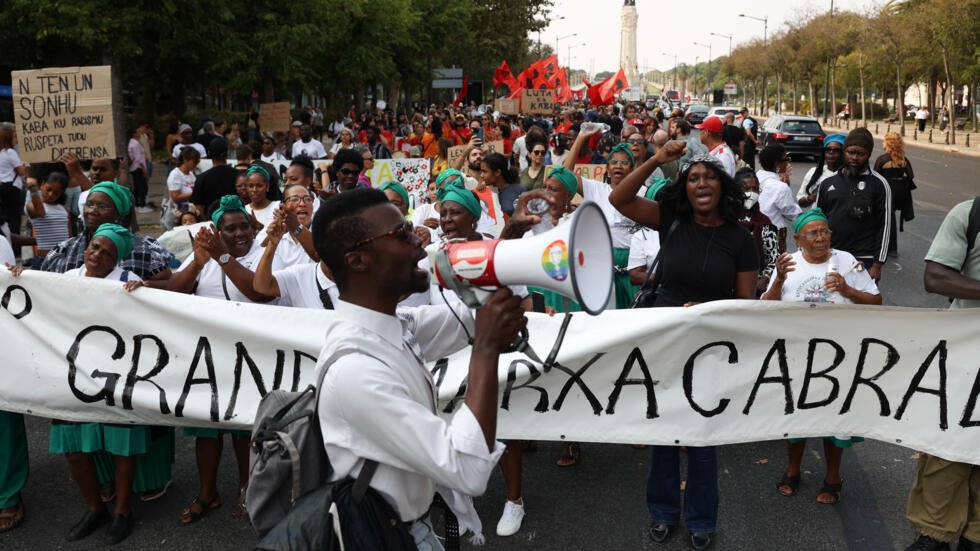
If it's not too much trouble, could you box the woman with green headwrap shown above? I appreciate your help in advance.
[168,195,275,525]
[762,208,880,504]
[563,126,642,309]
[39,223,146,544]
[379,180,411,217]
[243,164,279,227]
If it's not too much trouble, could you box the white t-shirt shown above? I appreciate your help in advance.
[582,178,634,249]
[550,149,569,167]
[65,265,142,283]
[260,152,286,163]
[178,239,265,302]
[247,200,281,228]
[410,203,442,241]
[0,234,15,266]
[513,136,529,171]
[798,164,838,201]
[757,170,802,230]
[765,249,879,304]
[709,143,737,177]
[274,231,316,269]
[167,168,196,198]
[329,143,354,156]
[627,228,661,270]
[273,262,339,309]
[291,140,327,159]
[915,109,929,121]
[0,149,23,188]
[171,142,207,160]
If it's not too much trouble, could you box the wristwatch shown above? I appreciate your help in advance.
[218,253,232,265]
[292,224,305,236]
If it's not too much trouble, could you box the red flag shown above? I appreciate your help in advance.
[554,68,572,104]
[587,68,629,106]
[517,55,559,90]
[453,76,468,107]
[494,60,518,90]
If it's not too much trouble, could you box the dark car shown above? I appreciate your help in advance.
[684,104,709,125]
[758,115,825,159]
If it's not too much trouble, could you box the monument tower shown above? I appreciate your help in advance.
[620,0,639,87]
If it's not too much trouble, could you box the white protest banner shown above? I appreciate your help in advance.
[12,65,116,163]
[368,158,432,206]
[2,271,979,464]
[258,102,291,134]
[522,88,555,115]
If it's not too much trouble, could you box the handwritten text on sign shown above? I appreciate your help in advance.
[523,89,555,115]
[368,158,431,207]
[12,66,116,163]
[258,102,292,134]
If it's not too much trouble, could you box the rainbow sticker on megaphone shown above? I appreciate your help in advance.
[541,239,570,281]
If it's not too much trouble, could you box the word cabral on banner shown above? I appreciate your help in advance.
[1,271,979,464]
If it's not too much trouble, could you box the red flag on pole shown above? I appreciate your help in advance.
[453,75,468,107]
[494,61,518,90]
[587,68,629,106]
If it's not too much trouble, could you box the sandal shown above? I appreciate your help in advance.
[776,473,801,497]
[231,487,248,519]
[179,495,221,525]
[0,502,24,533]
[99,482,115,503]
[816,480,843,504]
[556,443,581,467]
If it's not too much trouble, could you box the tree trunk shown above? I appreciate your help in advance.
[793,79,799,114]
[775,71,782,114]
[928,67,937,127]
[830,60,838,122]
[859,58,866,126]
[807,77,816,118]
[895,63,905,135]
[941,49,955,144]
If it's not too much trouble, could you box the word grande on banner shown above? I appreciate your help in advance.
[258,102,291,134]
[12,66,116,163]
[522,89,555,115]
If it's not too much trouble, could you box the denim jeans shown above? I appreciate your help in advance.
[646,445,719,533]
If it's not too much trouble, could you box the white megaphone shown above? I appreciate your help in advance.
[429,201,613,315]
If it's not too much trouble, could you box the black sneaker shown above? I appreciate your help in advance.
[690,531,713,550]
[905,535,950,551]
[647,522,672,543]
[104,513,134,546]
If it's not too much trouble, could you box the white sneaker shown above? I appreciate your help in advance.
[495,499,525,536]
[135,206,154,213]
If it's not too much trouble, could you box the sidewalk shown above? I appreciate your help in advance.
[820,118,980,158]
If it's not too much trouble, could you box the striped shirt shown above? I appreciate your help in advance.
[25,200,70,250]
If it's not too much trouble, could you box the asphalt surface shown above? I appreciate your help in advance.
[3,139,977,550]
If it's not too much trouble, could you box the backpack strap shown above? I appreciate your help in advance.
[965,197,980,264]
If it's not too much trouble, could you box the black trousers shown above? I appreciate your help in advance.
[131,169,148,207]
[0,183,23,235]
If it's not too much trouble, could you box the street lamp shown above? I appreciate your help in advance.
[739,13,769,115]
[537,15,564,55]
[693,41,712,95]
[567,42,586,71]
[710,32,733,58]
[556,33,577,65]
[662,52,677,90]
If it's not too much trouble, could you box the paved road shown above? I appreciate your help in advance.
[3,140,976,550]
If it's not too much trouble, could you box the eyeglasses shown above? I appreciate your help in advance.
[362,156,374,162]
[531,150,546,156]
[350,220,414,251]
[338,168,358,176]
[83,202,114,213]
[627,138,646,145]
[800,228,832,240]
[284,195,314,205]
[608,159,632,167]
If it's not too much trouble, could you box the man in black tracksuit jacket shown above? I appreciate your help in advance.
[816,127,892,282]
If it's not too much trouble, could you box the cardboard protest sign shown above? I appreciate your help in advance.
[522,88,555,115]
[546,164,607,182]
[12,65,117,163]
[258,102,291,134]
[448,140,506,166]
[495,98,519,115]
[367,158,431,207]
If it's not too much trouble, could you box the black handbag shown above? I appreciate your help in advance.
[630,220,678,309]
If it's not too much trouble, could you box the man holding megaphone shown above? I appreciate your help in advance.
[310,187,561,547]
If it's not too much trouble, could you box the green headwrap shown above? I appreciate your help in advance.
[645,177,671,201]
[547,166,578,195]
[89,180,131,218]
[246,164,271,182]
[793,207,829,235]
[609,142,635,166]
[379,181,409,207]
[438,184,481,218]
[211,195,251,228]
[435,168,464,191]
[93,223,134,261]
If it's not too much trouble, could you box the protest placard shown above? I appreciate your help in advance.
[12,65,117,163]
[546,164,607,182]
[495,98,519,115]
[258,102,291,134]
[522,88,555,115]
[368,158,431,207]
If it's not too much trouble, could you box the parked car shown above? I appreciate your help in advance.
[684,104,710,125]
[758,115,826,159]
[665,90,680,104]
[708,106,741,119]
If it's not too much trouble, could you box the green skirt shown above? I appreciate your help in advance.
[787,436,865,449]
[184,427,251,439]
[49,422,151,456]
[0,411,29,508]
[613,248,638,310]
[93,428,174,492]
